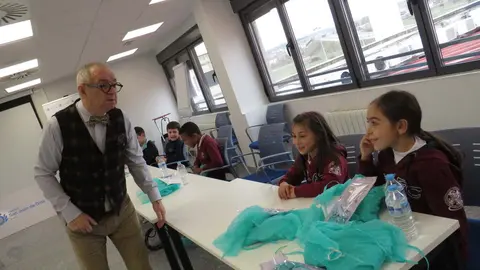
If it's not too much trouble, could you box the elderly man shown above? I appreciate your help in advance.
[34,62,165,270]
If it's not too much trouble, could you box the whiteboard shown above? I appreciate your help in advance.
[42,93,79,119]
[173,62,192,117]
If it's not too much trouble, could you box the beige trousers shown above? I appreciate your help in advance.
[66,196,151,270]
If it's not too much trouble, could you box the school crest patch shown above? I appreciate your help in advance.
[328,162,341,176]
[444,187,464,211]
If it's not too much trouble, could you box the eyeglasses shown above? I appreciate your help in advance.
[85,82,123,93]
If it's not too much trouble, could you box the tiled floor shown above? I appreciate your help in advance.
[0,216,232,270]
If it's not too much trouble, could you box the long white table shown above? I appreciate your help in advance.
[127,168,460,270]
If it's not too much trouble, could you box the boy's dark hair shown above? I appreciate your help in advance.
[179,122,201,136]
[166,121,181,131]
[293,111,341,171]
[134,127,145,136]
[371,90,463,168]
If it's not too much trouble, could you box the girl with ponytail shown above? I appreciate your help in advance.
[359,90,467,267]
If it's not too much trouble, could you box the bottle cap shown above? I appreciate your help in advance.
[385,173,396,181]
[387,184,399,192]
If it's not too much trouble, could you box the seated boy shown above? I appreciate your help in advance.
[161,121,189,169]
[135,126,160,167]
[179,122,226,180]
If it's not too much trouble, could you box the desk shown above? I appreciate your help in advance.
[128,170,460,270]
[126,166,230,270]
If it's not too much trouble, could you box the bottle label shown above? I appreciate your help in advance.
[387,201,411,217]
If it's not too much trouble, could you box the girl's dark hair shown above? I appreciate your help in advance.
[371,90,462,167]
[293,111,341,172]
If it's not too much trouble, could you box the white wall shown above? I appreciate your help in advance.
[0,102,55,239]
[38,53,179,152]
[281,71,480,131]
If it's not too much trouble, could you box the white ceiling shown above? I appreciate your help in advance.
[0,0,193,99]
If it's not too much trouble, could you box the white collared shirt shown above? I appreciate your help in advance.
[34,101,161,223]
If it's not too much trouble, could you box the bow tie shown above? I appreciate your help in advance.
[87,115,109,126]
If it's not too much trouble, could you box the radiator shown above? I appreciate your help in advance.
[325,109,367,136]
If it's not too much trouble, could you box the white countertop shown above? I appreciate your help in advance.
[126,169,460,270]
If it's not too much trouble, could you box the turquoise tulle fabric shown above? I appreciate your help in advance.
[137,178,181,204]
[213,179,413,269]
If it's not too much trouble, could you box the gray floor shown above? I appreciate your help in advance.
[0,216,232,270]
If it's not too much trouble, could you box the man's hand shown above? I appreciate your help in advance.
[192,166,202,174]
[67,213,98,233]
[152,200,166,228]
[278,182,292,200]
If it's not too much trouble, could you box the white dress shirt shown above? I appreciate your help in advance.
[34,101,161,223]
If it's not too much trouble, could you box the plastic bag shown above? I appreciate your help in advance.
[260,251,326,270]
[325,175,376,224]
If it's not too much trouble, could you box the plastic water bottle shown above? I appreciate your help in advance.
[158,161,169,179]
[385,173,406,197]
[176,162,188,185]
[385,184,418,241]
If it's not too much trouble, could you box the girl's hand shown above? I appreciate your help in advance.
[287,185,296,199]
[278,182,291,200]
[360,134,375,160]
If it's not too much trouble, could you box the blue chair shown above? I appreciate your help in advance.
[467,218,480,270]
[203,112,239,145]
[432,128,480,206]
[246,104,291,150]
[234,123,294,184]
[337,134,363,178]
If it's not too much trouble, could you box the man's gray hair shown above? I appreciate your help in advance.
[76,62,109,87]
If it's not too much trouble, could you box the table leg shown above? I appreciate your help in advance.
[168,226,194,270]
[155,224,181,270]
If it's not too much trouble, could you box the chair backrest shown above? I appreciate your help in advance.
[432,127,480,206]
[266,104,290,134]
[257,123,291,166]
[337,134,363,178]
[216,125,238,165]
[215,112,231,128]
[266,104,286,124]
[215,137,229,166]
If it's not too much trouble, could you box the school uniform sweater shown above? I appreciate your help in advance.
[142,140,159,167]
[279,145,348,198]
[358,142,467,259]
[194,135,226,180]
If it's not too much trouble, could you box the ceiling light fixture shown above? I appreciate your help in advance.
[0,59,39,79]
[5,78,41,93]
[122,22,163,41]
[0,20,33,46]
[149,0,166,4]
[107,48,138,62]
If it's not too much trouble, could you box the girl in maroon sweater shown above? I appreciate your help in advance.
[278,112,348,199]
[359,90,467,269]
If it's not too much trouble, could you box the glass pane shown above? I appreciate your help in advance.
[193,42,227,109]
[347,0,429,79]
[285,0,352,90]
[427,0,480,66]
[177,51,209,112]
[252,8,301,96]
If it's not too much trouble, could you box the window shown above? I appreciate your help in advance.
[240,0,480,101]
[158,27,228,115]
[192,42,228,108]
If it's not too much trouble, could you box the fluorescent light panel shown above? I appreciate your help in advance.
[149,0,166,4]
[0,59,39,79]
[5,78,41,93]
[0,20,33,46]
[122,22,163,41]
[107,48,138,62]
